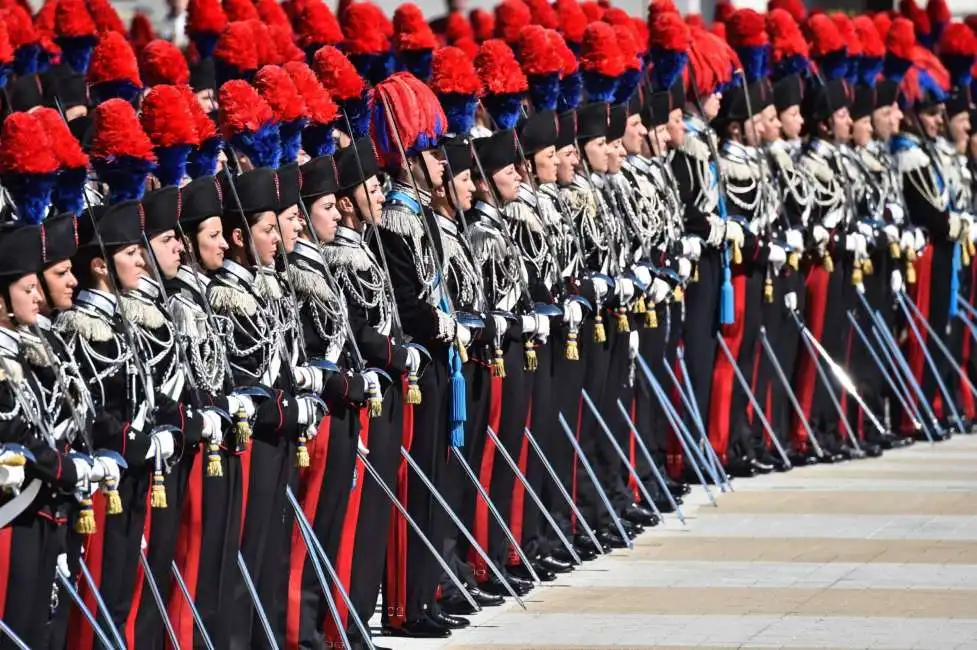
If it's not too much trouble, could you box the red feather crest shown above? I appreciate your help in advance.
[475,39,528,94]
[580,21,625,77]
[938,22,977,58]
[213,21,259,71]
[444,12,473,42]
[86,0,125,34]
[915,44,949,88]
[3,5,38,49]
[714,0,735,24]
[728,9,768,49]
[341,2,390,55]
[35,0,57,38]
[141,84,201,147]
[518,24,563,76]
[370,72,446,168]
[966,15,977,35]
[55,0,97,39]
[32,107,88,169]
[298,1,343,48]
[314,45,365,100]
[831,13,861,57]
[470,8,495,43]
[874,12,894,42]
[555,0,586,43]
[129,14,157,54]
[549,29,579,77]
[178,85,218,141]
[222,0,258,22]
[710,22,726,40]
[900,0,931,37]
[140,39,189,86]
[393,3,438,52]
[887,17,916,60]
[686,14,705,29]
[614,24,642,70]
[854,16,885,59]
[927,0,951,26]
[767,8,808,63]
[91,99,156,162]
[254,64,309,122]
[454,37,478,58]
[269,25,304,63]
[806,13,844,57]
[87,31,141,86]
[248,19,279,66]
[187,0,228,35]
[254,0,290,28]
[767,0,806,24]
[495,0,531,45]
[527,0,559,30]
[283,61,338,125]
[632,17,649,51]
[0,22,12,65]
[649,10,690,52]
[0,112,59,174]
[648,0,680,21]
[580,2,604,23]
[430,45,482,95]
[603,7,631,27]
[218,79,274,138]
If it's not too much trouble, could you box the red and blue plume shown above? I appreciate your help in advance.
[284,61,339,156]
[714,0,735,25]
[900,0,933,48]
[87,31,143,103]
[54,0,97,74]
[255,65,309,165]
[470,8,495,43]
[33,107,89,215]
[141,84,201,186]
[900,47,949,106]
[431,45,481,134]
[495,0,531,45]
[393,3,438,81]
[613,24,642,103]
[213,21,258,85]
[555,0,586,52]
[938,22,977,89]
[854,16,885,87]
[4,5,40,76]
[0,23,13,89]
[314,45,370,138]
[176,85,222,179]
[342,2,394,86]
[885,17,916,81]
[551,29,582,110]
[218,79,280,168]
[806,13,847,81]
[767,8,809,79]
[830,13,860,84]
[0,112,59,224]
[579,22,624,102]
[475,39,527,128]
[139,39,189,86]
[728,9,770,84]
[648,11,690,92]
[187,0,228,59]
[927,0,951,44]
[370,71,447,169]
[90,99,157,203]
[767,0,806,24]
[519,24,563,111]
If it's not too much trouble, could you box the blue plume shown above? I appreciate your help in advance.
[56,36,96,75]
[558,71,582,111]
[774,54,809,80]
[943,54,974,90]
[154,144,192,187]
[13,45,39,77]
[91,80,142,105]
[857,56,883,88]
[53,167,87,216]
[349,52,396,86]
[483,92,523,129]
[738,45,770,84]
[93,156,155,204]
[0,65,10,90]
[399,49,433,81]
[339,94,371,139]
[192,33,219,60]
[614,68,642,104]
[649,48,688,91]
[279,119,307,165]
[186,137,222,179]
[918,68,948,103]
[884,52,913,81]
[528,73,560,112]
[819,48,848,82]
[2,173,55,224]
[439,92,478,135]
[582,70,619,102]
[302,123,336,158]
[230,121,281,169]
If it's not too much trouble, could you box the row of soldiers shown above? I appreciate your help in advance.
[0,0,976,648]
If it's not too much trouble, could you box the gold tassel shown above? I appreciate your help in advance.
[788,252,799,270]
[823,253,834,273]
[890,241,901,259]
[863,258,874,275]
[645,309,658,329]
[565,331,579,360]
[964,242,971,267]
[673,286,684,302]
[692,264,699,283]
[206,442,223,478]
[764,277,774,303]
[615,309,630,333]
[295,434,310,468]
[907,260,917,284]
[907,248,917,262]
[968,239,975,260]
[492,346,506,378]
[733,241,743,265]
[75,498,96,535]
[0,455,24,467]
[105,482,122,515]
[524,340,537,372]
[593,314,606,343]
[852,266,863,286]
[405,373,422,405]
[235,407,251,450]
[632,296,646,314]
[151,470,167,509]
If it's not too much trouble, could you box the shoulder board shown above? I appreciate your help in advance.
[320,244,373,272]
[120,296,167,330]
[20,335,49,368]
[468,221,508,263]
[169,294,207,341]
[857,147,883,173]
[55,309,114,343]
[288,264,335,306]
[799,153,834,183]
[209,282,258,317]
[0,358,23,383]
[769,146,794,173]
[720,156,756,181]
[680,134,711,162]
[506,201,544,233]
[381,201,423,238]
[895,146,930,173]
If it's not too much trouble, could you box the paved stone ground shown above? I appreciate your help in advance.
[371,435,977,649]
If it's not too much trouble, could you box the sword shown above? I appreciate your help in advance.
[902,292,977,401]
[76,558,127,650]
[236,552,278,650]
[675,347,731,491]
[170,560,216,650]
[138,549,181,650]
[58,563,119,650]
[0,617,29,650]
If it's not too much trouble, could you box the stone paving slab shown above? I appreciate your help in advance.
[694,491,977,515]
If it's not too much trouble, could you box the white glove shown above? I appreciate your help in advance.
[970,225,977,245]
[405,347,421,374]
[883,224,900,244]
[455,323,472,347]
[812,224,830,246]
[786,229,804,252]
[633,265,652,289]
[725,221,745,248]
[677,258,692,280]
[563,301,583,329]
[887,203,905,224]
[227,394,256,419]
[295,395,323,427]
[490,315,507,340]
[69,458,91,490]
[293,366,324,394]
[963,212,975,230]
[615,277,635,303]
[857,221,874,238]
[650,278,671,304]
[891,269,904,294]
[767,243,787,265]
[949,213,962,239]
[361,370,379,396]
[900,229,916,251]
[520,315,539,335]
[784,291,797,311]
[90,456,120,485]
[200,410,223,441]
[628,330,639,359]
[0,464,25,490]
[682,237,702,261]
[822,208,843,229]
[914,228,926,252]
[591,277,609,301]
[146,431,175,461]
[535,314,550,343]
[846,233,867,257]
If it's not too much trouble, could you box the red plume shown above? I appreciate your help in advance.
[767,0,806,24]
[614,24,641,70]
[341,2,390,55]
[915,44,949,88]
[806,13,845,57]
[710,22,726,40]
[603,7,631,27]
[727,8,768,48]
[0,22,12,65]
[853,15,885,59]
[518,23,563,76]
[580,2,604,23]
[580,21,625,77]
[393,3,438,52]
[632,17,649,50]
[129,13,156,54]
[555,0,586,43]
[454,37,478,59]
[831,13,861,57]
[0,112,59,174]
[966,15,977,35]
[470,8,495,42]
[213,21,259,71]
[648,0,680,21]
[33,107,88,169]
[549,28,578,76]
[86,0,125,34]
[768,8,808,63]
[218,79,274,138]
[649,10,690,52]
[713,0,735,24]
[187,0,228,36]
[140,39,189,86]
[87,31,141,86]
[431,45,481,94]
[35,0,57,38]
[874,12,893,41]
[91,98,156,162]
[178,85,218,141]
[141,84,201,147]
[55,0,97,38]
[445,12,473,42]
[900,0,931,38]
[247,19,279,66]
[3,5,37,50]
[283,60,338,124]
[526,0,559,29]
[222,0,258,22]
[254,64,308,122]
[495,0,531,45]
[686,14,705,29]
[475,38,528,94]
[297,1,343,48]
[939,22,977,57]
[254,0,290,27]
[887,17,916,60]
[313,45,364,100]
[927,0,951,26]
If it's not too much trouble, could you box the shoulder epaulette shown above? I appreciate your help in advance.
[55,309,114,343]
[209,281,259,317]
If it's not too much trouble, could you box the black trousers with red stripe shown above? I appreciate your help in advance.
[633,304,671,497]
[726,270,765,464]
[0,516,63,650]
[520,338,554,560]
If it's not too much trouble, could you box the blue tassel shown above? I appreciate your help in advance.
[441,294,466,448]
[951,242,962,320]
[720,258,734,325]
